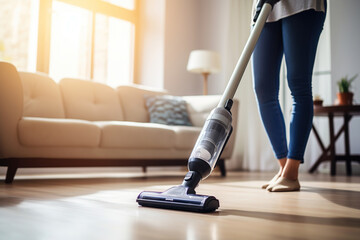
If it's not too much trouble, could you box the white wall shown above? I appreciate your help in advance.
[163,0,202,95]
[135,0,166,88]
[197,0,230,95]
[162,0,230,96]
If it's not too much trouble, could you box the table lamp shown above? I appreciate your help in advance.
[187,50,221,95]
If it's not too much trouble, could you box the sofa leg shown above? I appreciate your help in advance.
[217,159,226,177]
[142,166,147,173]
[5,165,18,184]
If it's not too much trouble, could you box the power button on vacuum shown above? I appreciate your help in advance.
[184,172,193,181]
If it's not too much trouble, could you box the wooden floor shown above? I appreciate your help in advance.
[1,171,360,240]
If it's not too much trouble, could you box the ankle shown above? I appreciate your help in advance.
[281,159,300,180]
[281,173,298,181]
[277,157,287,174]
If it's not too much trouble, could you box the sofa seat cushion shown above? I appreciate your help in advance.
[95,121,176,149]
[18,117,101,147]
[173,126,201,149]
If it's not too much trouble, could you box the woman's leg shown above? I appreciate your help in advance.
[282,9,326,164]
[252,21,287,188]
[268,8,326,192]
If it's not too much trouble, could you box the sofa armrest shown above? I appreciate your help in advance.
[0,62,24,158]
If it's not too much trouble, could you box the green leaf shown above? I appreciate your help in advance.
[337,74,357,93]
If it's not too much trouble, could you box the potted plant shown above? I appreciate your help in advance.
[337,74,357,105]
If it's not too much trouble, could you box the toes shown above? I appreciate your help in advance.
[261,173,281,189]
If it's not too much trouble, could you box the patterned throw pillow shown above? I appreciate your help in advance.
[145,95,192,126]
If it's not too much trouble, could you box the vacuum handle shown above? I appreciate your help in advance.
[218,2,274,108]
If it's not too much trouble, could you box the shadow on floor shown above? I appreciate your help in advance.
[301,186,360,210]
[216,209,360,228]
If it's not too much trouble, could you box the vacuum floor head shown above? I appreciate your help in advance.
[136,185,219,213]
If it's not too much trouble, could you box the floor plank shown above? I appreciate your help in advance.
[1,171,359,240]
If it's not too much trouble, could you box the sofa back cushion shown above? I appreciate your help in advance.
[19,72,65,118]
[183,95,221,127]
[117,84,166,122]
[60,78,124,121]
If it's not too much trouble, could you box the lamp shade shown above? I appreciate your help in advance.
[187,50,221,74]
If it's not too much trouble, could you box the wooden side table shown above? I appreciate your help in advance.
[310,104,360,176]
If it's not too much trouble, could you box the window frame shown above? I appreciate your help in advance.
[36,0,138,83]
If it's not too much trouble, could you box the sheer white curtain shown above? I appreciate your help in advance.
[225,0,278,171]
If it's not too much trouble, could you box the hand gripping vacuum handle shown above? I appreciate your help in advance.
[183,1,277,189]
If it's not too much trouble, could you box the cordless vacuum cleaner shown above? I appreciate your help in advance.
[136,0,279,213]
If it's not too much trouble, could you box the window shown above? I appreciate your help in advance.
[49,1,93,81]
[0,0,137,86]
[102,0,135,10]
[48,0,136,84]
[93,14,134,87]
[0,0,39,72]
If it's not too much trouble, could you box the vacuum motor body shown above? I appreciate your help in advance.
[188,107,233,179]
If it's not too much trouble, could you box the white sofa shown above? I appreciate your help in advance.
[0,62,238,183]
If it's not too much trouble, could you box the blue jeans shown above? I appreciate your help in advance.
[252,6,326,162]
